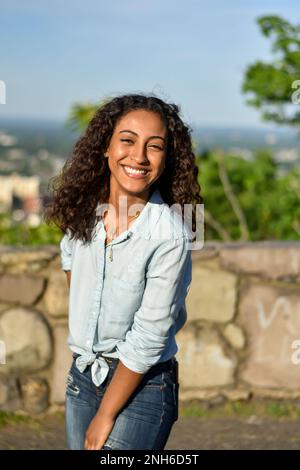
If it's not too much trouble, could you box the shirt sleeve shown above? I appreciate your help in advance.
[116,237,192,374]
[60,229,74,272]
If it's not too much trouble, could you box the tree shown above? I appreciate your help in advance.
[66,96,112,132]
[200,149,300,241]
[242,15,300,128]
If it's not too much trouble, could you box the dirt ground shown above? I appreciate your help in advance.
[1,414,300,450]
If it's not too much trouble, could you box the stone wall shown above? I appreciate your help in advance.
[0,245,71,414]
[181,241,300,402]
[0,241,299,414]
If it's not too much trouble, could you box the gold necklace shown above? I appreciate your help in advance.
[105,210,141,261]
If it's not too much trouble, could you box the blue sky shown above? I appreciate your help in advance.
[0,0,299,128]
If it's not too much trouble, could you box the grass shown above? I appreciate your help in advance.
[0,410,36,429]
[0,400,300,431]
[179,399,300,420]
[0,409,65,430]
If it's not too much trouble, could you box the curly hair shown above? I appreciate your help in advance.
[43,93,203,244]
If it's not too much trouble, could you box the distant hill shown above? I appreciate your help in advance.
[191,125,300,153]
[0,118,78,156]
[0,117,300,158]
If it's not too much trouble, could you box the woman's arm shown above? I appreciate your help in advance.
[84,361,144,450]
[60,230,74,272]
[97,361,144,418]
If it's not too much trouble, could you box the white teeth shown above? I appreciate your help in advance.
[124,165,147,175]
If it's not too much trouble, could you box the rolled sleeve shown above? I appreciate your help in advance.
[116,237,191,374]
[60,229,74,272]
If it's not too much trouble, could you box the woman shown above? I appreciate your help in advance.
[44,93,202,450]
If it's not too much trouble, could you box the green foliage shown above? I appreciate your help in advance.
[242,15,300,127]
[200,149,300,241]
[65,102,98,133]
[0,213,63,245]
[66,96,112,132]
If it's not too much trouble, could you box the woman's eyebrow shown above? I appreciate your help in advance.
[119,130,166,142]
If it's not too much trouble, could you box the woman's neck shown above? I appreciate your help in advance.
[107,188,150,217]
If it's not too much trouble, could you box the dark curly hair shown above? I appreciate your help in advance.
[43,93,203,244]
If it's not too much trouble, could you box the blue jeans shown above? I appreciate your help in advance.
[65,353,179,450]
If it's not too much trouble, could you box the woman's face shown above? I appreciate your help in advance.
[105,109,167,197]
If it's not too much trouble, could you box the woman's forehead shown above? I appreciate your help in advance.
[114,110,167,135]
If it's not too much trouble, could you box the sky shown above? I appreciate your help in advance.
[0,0,299,128]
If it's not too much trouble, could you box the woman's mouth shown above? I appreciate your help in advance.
[121,165,149,179]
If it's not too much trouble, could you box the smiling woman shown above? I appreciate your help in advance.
[104,108,168,201]
[43,93,203,450]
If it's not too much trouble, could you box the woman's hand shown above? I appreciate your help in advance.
[84,411,116,450]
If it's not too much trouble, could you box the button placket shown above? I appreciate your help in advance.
[84,230,106,352]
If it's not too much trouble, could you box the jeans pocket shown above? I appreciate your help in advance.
[141,370,164,389]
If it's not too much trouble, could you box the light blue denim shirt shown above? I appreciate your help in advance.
[60,187,192,387]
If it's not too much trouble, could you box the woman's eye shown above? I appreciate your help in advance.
[120,139,162,150]
[150,145,162,150]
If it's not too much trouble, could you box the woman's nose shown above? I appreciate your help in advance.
[130,148,149,164]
